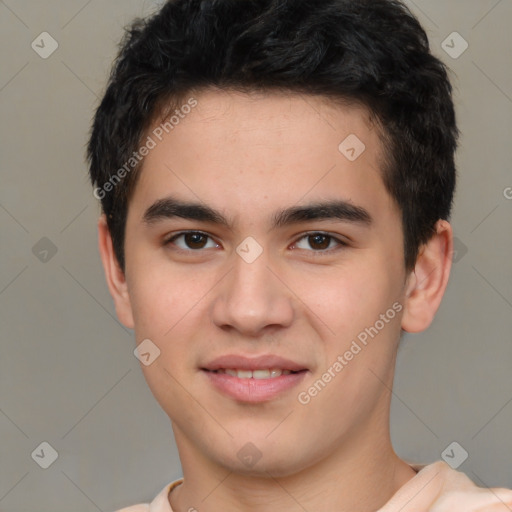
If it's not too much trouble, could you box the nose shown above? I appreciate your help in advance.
[210,245,294,337]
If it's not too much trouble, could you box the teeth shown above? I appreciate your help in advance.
[253,369,272,379]
[215,368,292,378]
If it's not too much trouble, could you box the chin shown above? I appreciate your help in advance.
[210,443,313,479]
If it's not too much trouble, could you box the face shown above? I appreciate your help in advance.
[115,89,413,476]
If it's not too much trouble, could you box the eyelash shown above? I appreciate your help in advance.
[163,230,348,256]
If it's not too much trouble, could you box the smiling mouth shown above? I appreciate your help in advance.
[203,368,306,379]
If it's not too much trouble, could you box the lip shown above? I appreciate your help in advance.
[201,354,308,372]
[202,368,308,403]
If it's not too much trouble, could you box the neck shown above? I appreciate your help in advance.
[169,416,416,512]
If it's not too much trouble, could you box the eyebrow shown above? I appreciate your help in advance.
[142,195,372,230]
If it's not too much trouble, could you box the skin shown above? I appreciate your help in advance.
[98,88,453,511]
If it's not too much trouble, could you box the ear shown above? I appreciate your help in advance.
[97,214,135,329]
[401,219,453,333]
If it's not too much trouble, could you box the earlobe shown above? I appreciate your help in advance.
[401,220,453,333]
[97,214,135,329]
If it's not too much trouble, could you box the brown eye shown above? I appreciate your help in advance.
[293,232,347,253]
[308,234,331,250]
[165,231,218,251]
[183,232,208,249]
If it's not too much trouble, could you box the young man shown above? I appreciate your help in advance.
[88,0,512,510]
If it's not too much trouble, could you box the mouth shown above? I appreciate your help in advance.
[200,354,310,402]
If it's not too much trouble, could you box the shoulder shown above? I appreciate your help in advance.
[113,478,183,512]
[429,461,512,510]
[115,506,149,512]
[379,461,512,511]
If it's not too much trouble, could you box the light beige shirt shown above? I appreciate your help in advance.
[116,461,512,511]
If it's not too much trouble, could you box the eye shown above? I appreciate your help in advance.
[164,231,220,251]
[293,232,347,253]
[163,230,347,254]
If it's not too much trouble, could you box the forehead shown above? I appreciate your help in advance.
[128,88,397,227]
[170,88,381,148]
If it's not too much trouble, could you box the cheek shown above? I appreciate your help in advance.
[296,261,403,386]
[296,263,395,333]
[127,265,212,380]
[127,258,204,335]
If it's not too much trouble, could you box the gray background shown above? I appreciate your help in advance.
[1,0,511,510]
